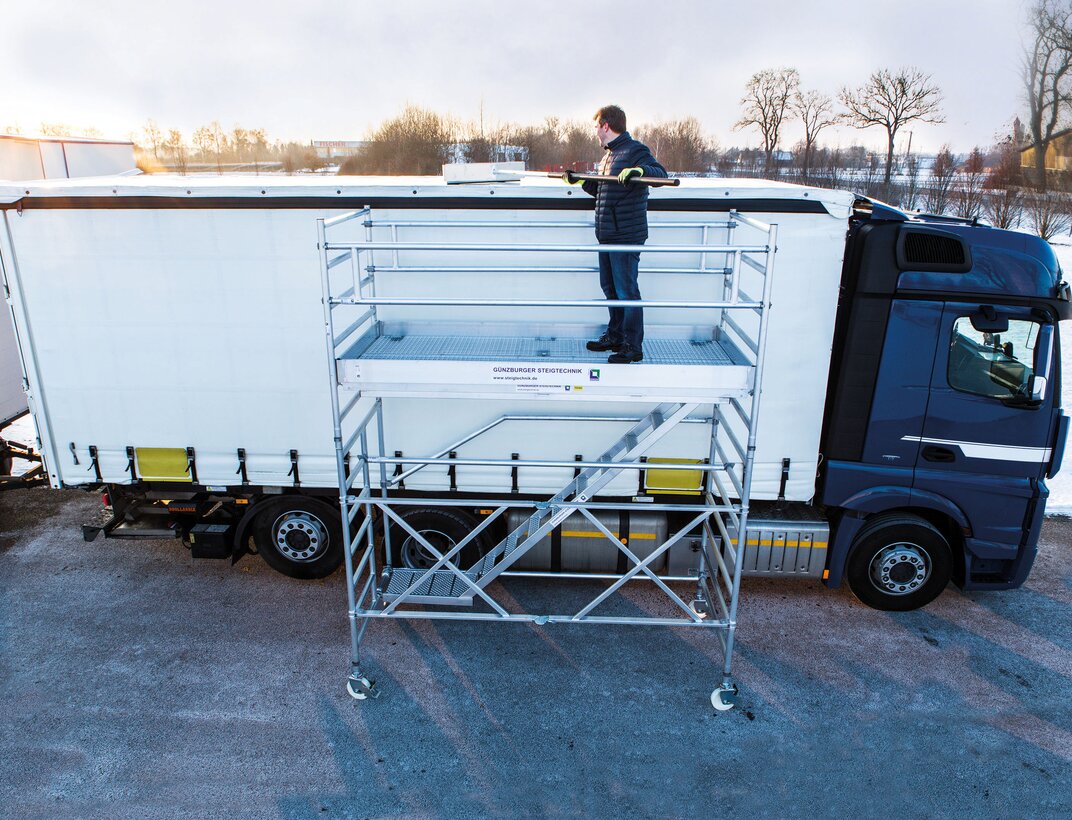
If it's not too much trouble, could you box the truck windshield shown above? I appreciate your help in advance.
[948,317,1039,400]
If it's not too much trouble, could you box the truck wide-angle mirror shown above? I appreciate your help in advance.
[970,306,1009,334]
[1036,323,1055,383]
[1030,375,1048,402]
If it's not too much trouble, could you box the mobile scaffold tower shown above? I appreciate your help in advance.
[316,201,776,711]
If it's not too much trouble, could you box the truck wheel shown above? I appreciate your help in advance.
[252,497,344,580]
[388,507,483,571]
[0,440,11,477]
[846,514,952,611]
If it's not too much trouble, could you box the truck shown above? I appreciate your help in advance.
[1,172,1067,706]
[0,133,137,487]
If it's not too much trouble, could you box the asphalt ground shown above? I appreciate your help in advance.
[1,487,1071,818]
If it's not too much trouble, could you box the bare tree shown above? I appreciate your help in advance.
[735,67,800,176]
[232,126,250,167]
[793,89,837,183]
[924,146,957,214]
[249,128,268,174]
[635,118,711,173]
[209,121,228,174]
[39,123,103,138]
[984,139,1024,228]
[1024,0,1072,190]
[1026,188,1072,238]
[346,105,455,175]
[953,147,987,220]
[840,67,944,196]
[140,119,164,160]
[900,152,923,211]
[164,129,188,174]
[192,127,214,166]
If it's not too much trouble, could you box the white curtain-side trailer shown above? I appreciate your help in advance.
[0,134,137,486]
[2,174,1066,707]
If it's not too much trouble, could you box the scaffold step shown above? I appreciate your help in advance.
[464,401,698,585]
[381,568,478,607]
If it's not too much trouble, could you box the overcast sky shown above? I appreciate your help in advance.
[1,0,1029,153]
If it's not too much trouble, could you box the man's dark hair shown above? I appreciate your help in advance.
[594,105,627,134]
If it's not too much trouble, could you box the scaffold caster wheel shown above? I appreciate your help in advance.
[711,685,738,712]
[346,675,379,701]
[689,599,710,619]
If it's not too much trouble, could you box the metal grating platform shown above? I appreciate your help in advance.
[382,567,479,606]
[352,334,745,366]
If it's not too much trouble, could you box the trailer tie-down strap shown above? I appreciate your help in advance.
[287,449,300,486]
[235,448,249,485]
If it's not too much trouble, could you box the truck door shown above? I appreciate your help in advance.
[913,303,1058,559]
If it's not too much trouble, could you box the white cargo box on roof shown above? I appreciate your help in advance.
[0,174,853,501]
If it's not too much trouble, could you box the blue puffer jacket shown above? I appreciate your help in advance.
[582,132,667,244]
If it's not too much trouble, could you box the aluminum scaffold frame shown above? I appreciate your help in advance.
[316,203,778,709]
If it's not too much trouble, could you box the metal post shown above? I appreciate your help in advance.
[719,223,778,695]
[318,217,368,692]
[375,398,392,570]
[365,206,378,327]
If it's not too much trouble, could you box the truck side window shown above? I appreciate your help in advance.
[948,317,1039,399]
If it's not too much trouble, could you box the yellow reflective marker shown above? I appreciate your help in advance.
[644,458,703,495]
[135,447,191,482]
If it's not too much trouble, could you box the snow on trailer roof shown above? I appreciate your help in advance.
[0,173,856,215]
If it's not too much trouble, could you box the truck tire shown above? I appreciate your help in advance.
[0,439,11,477]
[388,507,484,571]
[252,496,344,580]
[846,514,952,611]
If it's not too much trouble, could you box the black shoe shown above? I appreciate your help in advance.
[608,348,643,364]
[586,334,622,352]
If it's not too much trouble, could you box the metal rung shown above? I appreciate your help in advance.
[381,568,477,607]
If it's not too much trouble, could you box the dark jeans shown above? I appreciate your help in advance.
[597,250,643,351]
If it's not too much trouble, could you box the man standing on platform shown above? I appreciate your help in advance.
[576,105,667,364]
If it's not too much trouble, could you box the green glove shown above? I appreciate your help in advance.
[562,171,585,185]
[618,167,643,184]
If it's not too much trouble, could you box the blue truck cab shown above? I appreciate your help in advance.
[819,199,1070,610]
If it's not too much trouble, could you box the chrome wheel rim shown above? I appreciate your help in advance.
[273,510,328,563]
[869,542,930,596]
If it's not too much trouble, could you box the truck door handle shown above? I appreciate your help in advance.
[922,445,956,463]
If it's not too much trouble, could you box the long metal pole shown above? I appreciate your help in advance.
[720,223,778,691]
[327,241,766,254]
[333,296,762,309]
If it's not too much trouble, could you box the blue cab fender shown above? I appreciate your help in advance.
[824,485,969,588]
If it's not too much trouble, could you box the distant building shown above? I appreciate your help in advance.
[312,140,366,160]
[0,134,136,180]
[1020,129,1072,180]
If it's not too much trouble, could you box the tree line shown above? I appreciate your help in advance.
[135,120,325,174]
